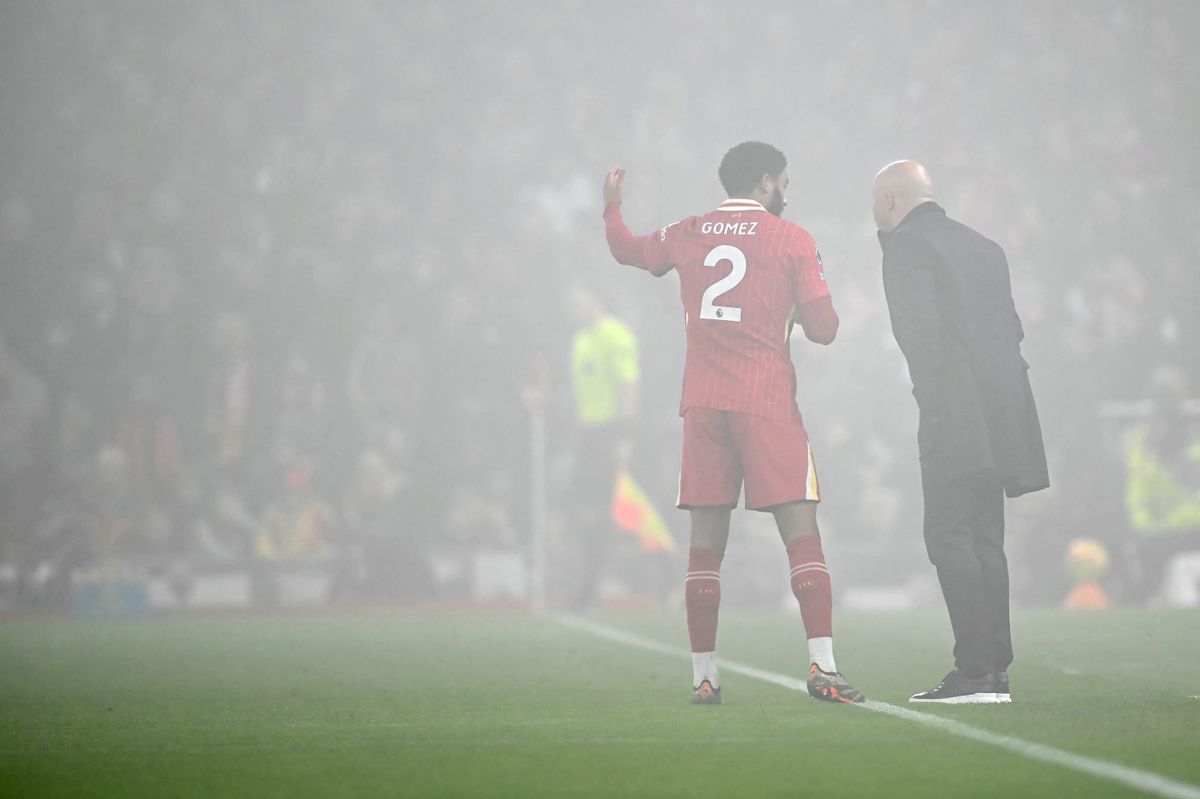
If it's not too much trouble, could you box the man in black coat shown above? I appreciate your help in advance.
[873,160,1049,704]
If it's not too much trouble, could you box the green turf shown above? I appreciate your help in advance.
[1,609,1198,798]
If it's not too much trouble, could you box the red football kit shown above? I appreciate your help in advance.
[604,198,838,510]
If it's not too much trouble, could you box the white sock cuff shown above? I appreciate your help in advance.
[692,651,719,688]
[808,636,836,674]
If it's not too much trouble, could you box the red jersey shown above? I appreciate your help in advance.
[604,198,835,423]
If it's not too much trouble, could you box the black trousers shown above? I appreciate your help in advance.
[570,424,621,608]
[921,467,1012,677]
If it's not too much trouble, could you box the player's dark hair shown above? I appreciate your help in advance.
[718,141,787,197]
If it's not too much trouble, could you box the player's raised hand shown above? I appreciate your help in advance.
[603,166,625,207]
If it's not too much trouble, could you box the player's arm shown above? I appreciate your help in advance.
[601,166,675,277]
[881,232,946,392]
[789,234,838,345]
[794,297,839,345]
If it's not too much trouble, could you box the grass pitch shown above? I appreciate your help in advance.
[2,608,1198,797]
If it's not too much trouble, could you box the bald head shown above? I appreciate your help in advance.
[872,160,935,232]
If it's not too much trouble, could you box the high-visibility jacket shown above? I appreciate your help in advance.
[571,316,638,427]
[1126,426,1200,533]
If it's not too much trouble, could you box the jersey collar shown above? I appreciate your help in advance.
[716,199,766,213]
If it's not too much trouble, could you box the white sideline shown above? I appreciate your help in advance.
[549,613,1200,799]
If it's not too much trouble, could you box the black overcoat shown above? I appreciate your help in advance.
[879,202,1049,498]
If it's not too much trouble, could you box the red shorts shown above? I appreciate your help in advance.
[677,408,820,511]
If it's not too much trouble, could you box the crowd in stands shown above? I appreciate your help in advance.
[0,1,1195,609]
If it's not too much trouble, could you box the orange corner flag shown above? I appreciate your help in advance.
[611,469,677,552]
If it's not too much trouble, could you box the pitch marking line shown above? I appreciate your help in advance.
[550,613,1200,799]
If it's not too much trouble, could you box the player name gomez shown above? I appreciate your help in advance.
[701,221,758,235]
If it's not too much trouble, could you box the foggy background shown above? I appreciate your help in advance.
[1,0,1197,616]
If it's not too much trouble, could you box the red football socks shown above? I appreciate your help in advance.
[685,547,722,652]
[786,535,833,639]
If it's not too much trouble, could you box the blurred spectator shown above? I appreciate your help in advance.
[207,313,253,475]
[343,447,430,600]
[445,467,520,550]
[1122,366,1200,602]
[271,350,326,477]
[255,460,337,561]
[118,375,181,515]
[187,466,259,563]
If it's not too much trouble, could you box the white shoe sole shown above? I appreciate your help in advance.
[910,692,1010,704]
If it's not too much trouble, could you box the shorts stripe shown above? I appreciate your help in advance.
[805,442,820,501]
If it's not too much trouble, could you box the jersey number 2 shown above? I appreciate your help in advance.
[700,245,745,322]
